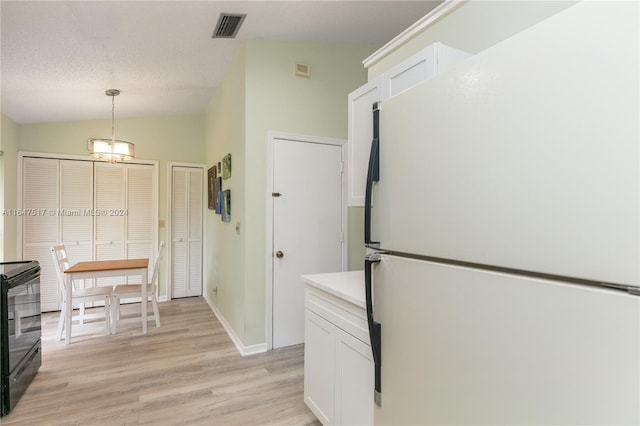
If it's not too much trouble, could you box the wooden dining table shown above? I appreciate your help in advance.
[63,258,149,345]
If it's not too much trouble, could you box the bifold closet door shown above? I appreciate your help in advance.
[22,158,94,311]
[60,160,94,282]
[94,162,126,287]
[21,157,156,311]
[22,157,60,312]
[94,162,155,286]
[125,165,155,284]
[171,166,203,298]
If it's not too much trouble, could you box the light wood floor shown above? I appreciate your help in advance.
[3,297,320,426]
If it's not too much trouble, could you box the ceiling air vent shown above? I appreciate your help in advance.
[212,13,247,39]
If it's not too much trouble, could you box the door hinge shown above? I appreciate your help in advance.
[272,192,281,197]
[340,232,344,242]
[340,162,344,173]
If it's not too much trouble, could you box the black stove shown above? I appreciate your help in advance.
[1,260,41,416]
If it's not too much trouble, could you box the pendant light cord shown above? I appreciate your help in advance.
[111,93,116,162]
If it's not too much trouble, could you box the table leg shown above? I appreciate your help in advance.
[142,269,148,334]
[65,274,73,345]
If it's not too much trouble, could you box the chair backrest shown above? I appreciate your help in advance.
[150,241,166,287]
[50,244,70,299]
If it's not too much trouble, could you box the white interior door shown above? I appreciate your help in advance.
[272,138,344,349]
[171,166,203,298]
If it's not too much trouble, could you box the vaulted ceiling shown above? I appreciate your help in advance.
[1,1,441,124]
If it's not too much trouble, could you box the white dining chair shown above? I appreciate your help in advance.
[50,244,113,342]
[112,241,165,332]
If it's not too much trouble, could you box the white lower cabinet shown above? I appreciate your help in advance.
[304,283,373,426]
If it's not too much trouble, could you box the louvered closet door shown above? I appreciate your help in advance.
[94,162,126,287]
[60,160,94,288]
[171,166,203,298]
[126,165,154,284]
[22,157,60,312]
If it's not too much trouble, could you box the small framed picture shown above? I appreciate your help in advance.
[222,190,231,222]
[215,177,222,215]
[207,166,216,210]
[223,153,232,180]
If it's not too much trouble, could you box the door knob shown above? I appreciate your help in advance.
[276,250,284,259]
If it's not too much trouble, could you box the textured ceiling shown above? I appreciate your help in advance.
[1,1,441,124]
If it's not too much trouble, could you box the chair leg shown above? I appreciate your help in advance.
[79,303,85,325]
[111,295,117,334]
[15,309,22,338]
[56,303,66,341]
[151,293,160,328]
[104,295,111,336]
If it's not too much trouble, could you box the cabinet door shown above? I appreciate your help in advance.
[304,309,336,425]
[335,328,374,426]
[383,43,470,99]
[383,44,438,99]
[347,76,383,206]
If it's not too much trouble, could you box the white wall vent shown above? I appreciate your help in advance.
[295,63,311,78]
[212,13,247,39]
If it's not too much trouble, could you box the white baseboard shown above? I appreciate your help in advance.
[203,294,267,357]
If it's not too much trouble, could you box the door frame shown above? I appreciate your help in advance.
[166,161,207,301]
[265,131,348,350]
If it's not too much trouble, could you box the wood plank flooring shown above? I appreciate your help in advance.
[3,297,320,426]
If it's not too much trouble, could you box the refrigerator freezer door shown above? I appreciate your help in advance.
[374,254,640,425]
[373,1,639,286]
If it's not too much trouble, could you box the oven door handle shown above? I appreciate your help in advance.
[11,345,40,382]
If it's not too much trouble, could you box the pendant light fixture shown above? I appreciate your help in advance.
[87,89,135,162]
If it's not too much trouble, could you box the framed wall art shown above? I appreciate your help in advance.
[222,153,232,180]
[221,189,231,222]
[207,166,216,210]
[215,177,222,215]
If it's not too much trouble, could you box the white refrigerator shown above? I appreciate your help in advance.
[364,2,640,425]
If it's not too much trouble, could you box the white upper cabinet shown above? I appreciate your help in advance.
[347,75,383,206]
[383,42,470,99]
[347,42,470,207]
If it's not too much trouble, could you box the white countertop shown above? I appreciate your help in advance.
[301,270,365,308]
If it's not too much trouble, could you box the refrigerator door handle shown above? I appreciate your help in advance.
[364,102,381,248]
[365,253,382,407]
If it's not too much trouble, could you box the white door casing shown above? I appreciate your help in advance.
[268,133,346,349]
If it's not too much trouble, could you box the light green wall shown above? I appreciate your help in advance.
[205,40,376,346]
[205,45,247,341]
[1,114,19,261]
[369,0,578,78]
[244,40,375,344]
[16,113,205,295]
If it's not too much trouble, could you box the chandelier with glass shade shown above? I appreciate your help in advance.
[87,89,135,162]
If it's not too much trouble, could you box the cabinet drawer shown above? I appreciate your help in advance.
[305,286,370,345]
